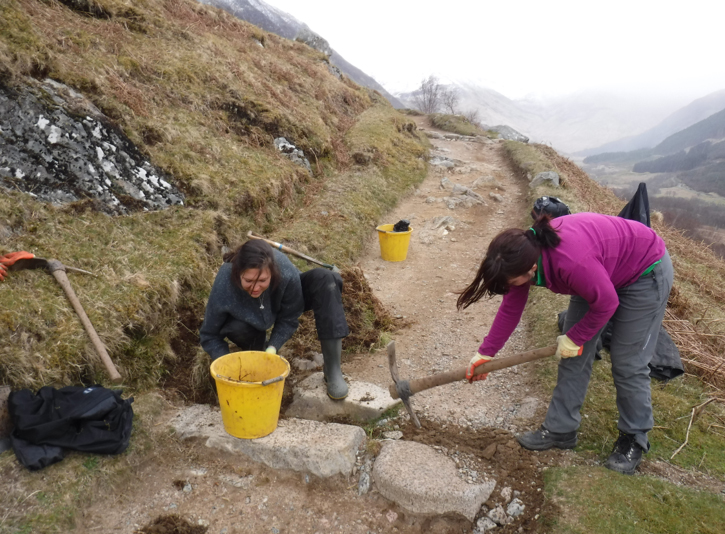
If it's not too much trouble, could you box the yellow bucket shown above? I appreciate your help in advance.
[376,224,413,262]
[210,351,290,439]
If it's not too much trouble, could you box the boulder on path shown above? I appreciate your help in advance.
[530,171,560,188]
[489,125,529,143]
[372,440,495,521]
[424,130,444,139]
[172,404,365,478]
[438,178,486,210]
[429,156,456,168]
[472,176,505,191]
[285,373,400,422]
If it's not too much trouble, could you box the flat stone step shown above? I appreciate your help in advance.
[285,372,400,422]
[372,440,496,521]
[172,404,366,479]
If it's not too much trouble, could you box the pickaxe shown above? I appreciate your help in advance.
[246,231,340,273]
[9,257,123,383]
[387,341,557,428]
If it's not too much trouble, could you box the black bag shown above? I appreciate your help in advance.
[618,182,650,228]
[8,385,134,470]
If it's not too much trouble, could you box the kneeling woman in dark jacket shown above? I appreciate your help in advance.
[199,239,350,399]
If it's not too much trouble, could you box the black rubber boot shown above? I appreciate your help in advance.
[605,432,645,475]
[320,338,348,400]
[517,425,577,451]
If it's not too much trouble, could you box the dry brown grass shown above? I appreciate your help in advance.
[0,0,427,392]
[526,143,725,391]
[285,267,400,360]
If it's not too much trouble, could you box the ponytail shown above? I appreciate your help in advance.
[528,213,560,248]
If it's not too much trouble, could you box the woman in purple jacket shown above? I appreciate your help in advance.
[457,212,672,475]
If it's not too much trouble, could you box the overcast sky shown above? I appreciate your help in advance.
[267,0,724,101]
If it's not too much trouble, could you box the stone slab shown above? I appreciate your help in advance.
[172,404,366,479]
[372,440,495,521]
[0,386,11,453]
[285,372,400,422]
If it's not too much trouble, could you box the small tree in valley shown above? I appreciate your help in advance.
[413,75,442,114]
[440,87,459,114]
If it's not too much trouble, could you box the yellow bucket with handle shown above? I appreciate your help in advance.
[210,351,290,439]
[376,224,413,262]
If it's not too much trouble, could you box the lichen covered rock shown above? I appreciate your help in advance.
[0,79,184,214]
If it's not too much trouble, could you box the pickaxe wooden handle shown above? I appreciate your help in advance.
[388,344,557,400]
[47,260,122,383]
[246,231,340,272]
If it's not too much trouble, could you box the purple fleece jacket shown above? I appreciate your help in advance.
[479,213,666,356]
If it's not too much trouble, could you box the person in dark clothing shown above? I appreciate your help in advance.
[200,240,350,399]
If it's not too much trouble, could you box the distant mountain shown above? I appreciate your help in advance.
[397,83,682,154]
[578,89,725,157]
[629,108,725,177]
[199,0,405,108]
[584,106,725,166]
[652,107,725,156]
[517,90,679,153]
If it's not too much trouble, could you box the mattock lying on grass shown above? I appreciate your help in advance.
[386,340,557,428]
[9,256,122,383]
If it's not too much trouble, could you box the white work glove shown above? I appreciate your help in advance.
[556,335,583,358]
[265,346,277,355]
[467,353,493,382]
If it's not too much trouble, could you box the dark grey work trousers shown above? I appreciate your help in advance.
[220,268,350,351]
[543,251,673,450]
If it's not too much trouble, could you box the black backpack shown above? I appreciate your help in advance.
[531,196,571,219]
[8,385,134,470]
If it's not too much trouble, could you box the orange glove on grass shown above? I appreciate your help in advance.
[0,251,35,281]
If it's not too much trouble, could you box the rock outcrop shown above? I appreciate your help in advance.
[0,79,184,214]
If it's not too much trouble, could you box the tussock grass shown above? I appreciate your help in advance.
[503,140,559,183]
[0,189,220,389]
[0,0,426,391]
[428,113,488,137]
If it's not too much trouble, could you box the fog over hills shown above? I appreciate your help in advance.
[201,0,724,155]
[398,83,686,154]
[578,89,725,157]
[199,0,405,108]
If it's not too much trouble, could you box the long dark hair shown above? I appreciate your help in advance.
[456,214,561,309]
[224,239,280,292]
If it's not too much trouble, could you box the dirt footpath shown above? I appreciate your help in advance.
[67,120,573,534]
[350,118,542,431]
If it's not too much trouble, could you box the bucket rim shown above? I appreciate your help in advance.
[210,351,291,386]
[376,224,413,235]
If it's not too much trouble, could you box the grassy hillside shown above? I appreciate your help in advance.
[505,141,725,531]
[0,0,426,390]
[508,142,725,386]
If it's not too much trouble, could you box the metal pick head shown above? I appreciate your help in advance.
[386,341,421,428]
